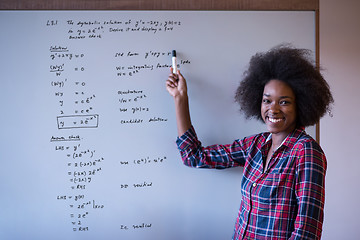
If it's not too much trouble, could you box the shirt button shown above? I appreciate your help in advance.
[252,182,257,187]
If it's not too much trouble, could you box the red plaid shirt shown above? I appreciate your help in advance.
[176,126,326,239]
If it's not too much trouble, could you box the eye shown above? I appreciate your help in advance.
[262,98,270,104]
[280,100,291,105]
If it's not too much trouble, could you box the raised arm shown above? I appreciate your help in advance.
[166,68,192,137]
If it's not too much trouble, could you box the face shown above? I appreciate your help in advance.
[261,79,297,139]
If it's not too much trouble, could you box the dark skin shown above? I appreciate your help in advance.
[261,79,297,170]
[166,68,192,137]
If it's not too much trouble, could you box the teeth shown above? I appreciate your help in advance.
[268,117,282,123]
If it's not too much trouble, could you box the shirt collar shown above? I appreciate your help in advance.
[264,126,306,150]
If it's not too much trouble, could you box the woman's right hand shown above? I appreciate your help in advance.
[166,67,187,98]
[165,67,192,136]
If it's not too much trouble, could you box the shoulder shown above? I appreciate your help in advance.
[293,132,324,157]
[284,128,323,154]
[291,131,327,172]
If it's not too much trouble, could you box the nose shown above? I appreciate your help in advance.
[269,102,280,114]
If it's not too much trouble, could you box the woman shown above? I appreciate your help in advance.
[166,45,333,239]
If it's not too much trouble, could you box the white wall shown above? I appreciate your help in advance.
[320,0,360,239]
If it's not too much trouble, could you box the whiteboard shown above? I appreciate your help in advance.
[0,11,315,240]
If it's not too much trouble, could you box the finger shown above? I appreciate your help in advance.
[177,70,183,79]
[166,79,177,88]
[170,67,180,78]
[168,74,177,81]
[167,76,178,84]
[176,71,186,86]
[167,74,179,86]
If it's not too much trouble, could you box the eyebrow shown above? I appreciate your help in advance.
[263,93,294,99]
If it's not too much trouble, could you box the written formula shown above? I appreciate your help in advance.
[119,156,167,166]
[57,114,99,129]
[62,19,182,40]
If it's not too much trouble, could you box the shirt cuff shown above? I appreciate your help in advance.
[175,125,199,151]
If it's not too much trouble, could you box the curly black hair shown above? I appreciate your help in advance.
[235,44,333,127]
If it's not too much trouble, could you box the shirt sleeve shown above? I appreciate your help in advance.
[175,125,251,169]
[290,140,327,239]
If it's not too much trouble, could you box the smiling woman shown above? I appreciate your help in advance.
[261,79,297,145]
[235,44,333,127]
[261,79,298,170]
[166,44,334,239]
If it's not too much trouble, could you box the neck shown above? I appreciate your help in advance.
[271,132,289,149]
[270,124,297,148]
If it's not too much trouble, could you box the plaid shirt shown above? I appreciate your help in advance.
[176,126,326,239]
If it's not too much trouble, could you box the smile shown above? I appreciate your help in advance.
[268,117,284,123]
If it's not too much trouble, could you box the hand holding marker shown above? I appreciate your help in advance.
[166,49,188,99]
[166,49,191,136]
